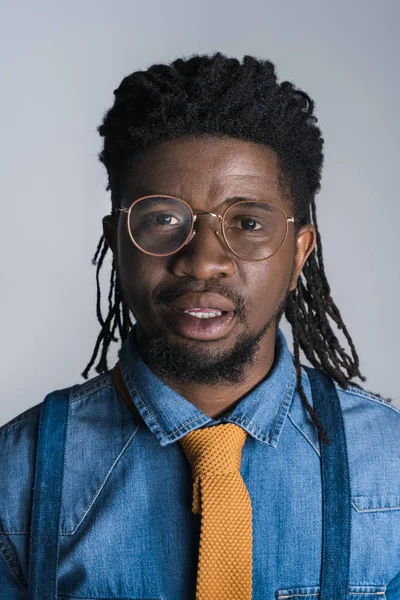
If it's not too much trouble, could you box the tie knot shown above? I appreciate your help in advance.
[179,423,247,478]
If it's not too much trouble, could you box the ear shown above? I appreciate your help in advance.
[102,214,118,257]
[290,224,317,291]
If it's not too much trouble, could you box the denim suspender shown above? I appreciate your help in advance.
[305,366,351,600]
[28,366,351,599]
[28,388,70,600]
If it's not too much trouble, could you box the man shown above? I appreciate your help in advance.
[1,53,399,599]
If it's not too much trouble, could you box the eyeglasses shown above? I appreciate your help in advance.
[118,195,296,262]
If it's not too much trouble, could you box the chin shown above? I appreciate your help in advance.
[137,320,271,386]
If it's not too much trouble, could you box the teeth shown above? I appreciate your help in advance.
[183,310,223,319]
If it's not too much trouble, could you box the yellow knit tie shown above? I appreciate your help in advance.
[179,423,253,600]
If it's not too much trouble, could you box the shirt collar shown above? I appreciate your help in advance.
[118,326,297,448]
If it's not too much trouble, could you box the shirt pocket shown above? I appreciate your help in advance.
[276,585,386,599]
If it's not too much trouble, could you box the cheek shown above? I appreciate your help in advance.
[117,233,164,316]
[245,248,295,326]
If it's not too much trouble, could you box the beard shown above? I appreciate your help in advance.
[135,286,290,386]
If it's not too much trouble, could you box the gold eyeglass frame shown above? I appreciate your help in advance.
[118,194,296,262]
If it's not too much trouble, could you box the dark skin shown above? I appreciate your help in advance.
[103,135,316,418]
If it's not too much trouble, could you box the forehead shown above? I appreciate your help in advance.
[123,135,291,210]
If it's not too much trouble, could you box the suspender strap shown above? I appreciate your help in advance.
[28,389,70,600]
[304,366,351,600]
[27,366,135,599]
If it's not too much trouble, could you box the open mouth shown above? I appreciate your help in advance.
[175,308,227,319]
[164,306,236,340]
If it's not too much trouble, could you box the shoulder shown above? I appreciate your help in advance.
[0,401,44,534]
[292,366,400,445]
[332,377,400,444]
[332,379,400,517]
[289,367,400,513]
[289,367,400,463]
[0,371,118,534]
[0,370,115,440]
[0,370,116,433]
[293,367,400,508]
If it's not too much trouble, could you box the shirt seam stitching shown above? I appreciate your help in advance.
[70,375,113,402]
[61,425,140,535]
[287,411,321,457]
[0,409,41,434]
[334,382,399,414]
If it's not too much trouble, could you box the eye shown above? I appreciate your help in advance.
[141,212,181,228]
[234,217,263,231]
[154,213,179,226]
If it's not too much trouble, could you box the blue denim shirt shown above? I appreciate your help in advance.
[1,327,400,599]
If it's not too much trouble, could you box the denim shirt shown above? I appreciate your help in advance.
[1,327,400,599]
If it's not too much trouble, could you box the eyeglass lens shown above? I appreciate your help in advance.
[128,196,287,260]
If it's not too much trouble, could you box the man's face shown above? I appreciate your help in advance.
[103,135,315,384]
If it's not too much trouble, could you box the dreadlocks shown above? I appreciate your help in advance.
[82,52,373,446]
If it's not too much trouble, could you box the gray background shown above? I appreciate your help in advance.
[1,0,399,426]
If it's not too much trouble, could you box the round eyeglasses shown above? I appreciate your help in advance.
[118,195,296,262]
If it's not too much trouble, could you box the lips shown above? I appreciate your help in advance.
[162,292,236,340]
[164,308,236,340]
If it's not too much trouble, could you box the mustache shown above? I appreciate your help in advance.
[153,280,248,322]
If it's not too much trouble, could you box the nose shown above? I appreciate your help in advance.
[169,214,236,280]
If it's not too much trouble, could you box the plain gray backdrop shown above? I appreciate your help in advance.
[1,0,399,426]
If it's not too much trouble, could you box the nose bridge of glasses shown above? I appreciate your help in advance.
[191,211,222,235]
[187,211,224,247]
[193,211,223,223]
